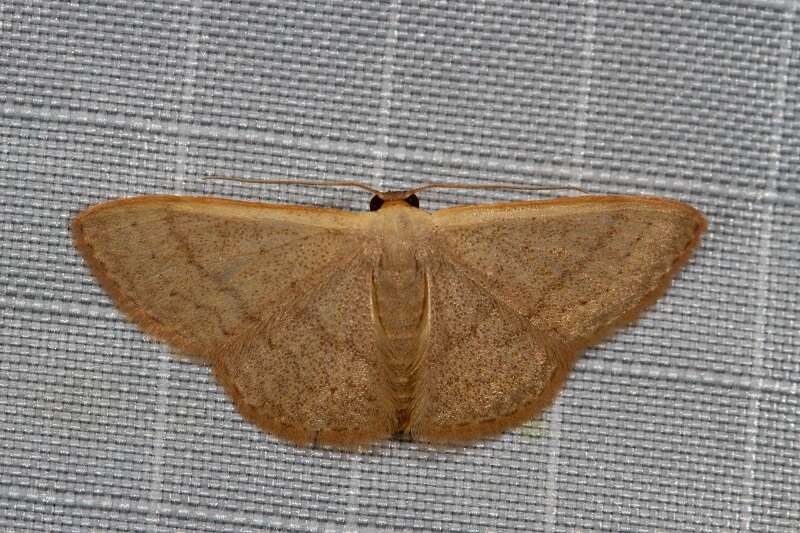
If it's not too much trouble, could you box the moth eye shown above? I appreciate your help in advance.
[404,194,420,208]
[369,195,384,212]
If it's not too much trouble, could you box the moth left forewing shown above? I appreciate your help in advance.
[73,196,372,360]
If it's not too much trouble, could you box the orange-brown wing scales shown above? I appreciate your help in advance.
[212,255,395,446]
[419,196,706,441]
[411,258,563,442]
[74,194,706,447]
[74,196,395,446]
[433,197,706,348]
[73,197,361,359]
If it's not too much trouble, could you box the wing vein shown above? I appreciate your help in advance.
[431,232,565,343]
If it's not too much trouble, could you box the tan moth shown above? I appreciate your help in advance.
[72,181,706,447]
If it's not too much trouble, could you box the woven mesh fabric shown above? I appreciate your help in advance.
[2,1,798,531]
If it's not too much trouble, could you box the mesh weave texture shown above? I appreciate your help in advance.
[1,1,798,531]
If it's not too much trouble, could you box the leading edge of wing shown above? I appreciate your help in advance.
[431,194,708,231]
[73,194,366,229]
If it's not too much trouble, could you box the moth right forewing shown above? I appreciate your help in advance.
[430,196,706,346]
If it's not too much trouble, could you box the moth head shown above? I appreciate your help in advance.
[369,191,420,212]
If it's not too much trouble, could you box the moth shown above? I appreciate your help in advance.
[72,180,706,447]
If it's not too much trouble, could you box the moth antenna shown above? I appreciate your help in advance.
[409,183,589,195]
[202,176,382,195]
